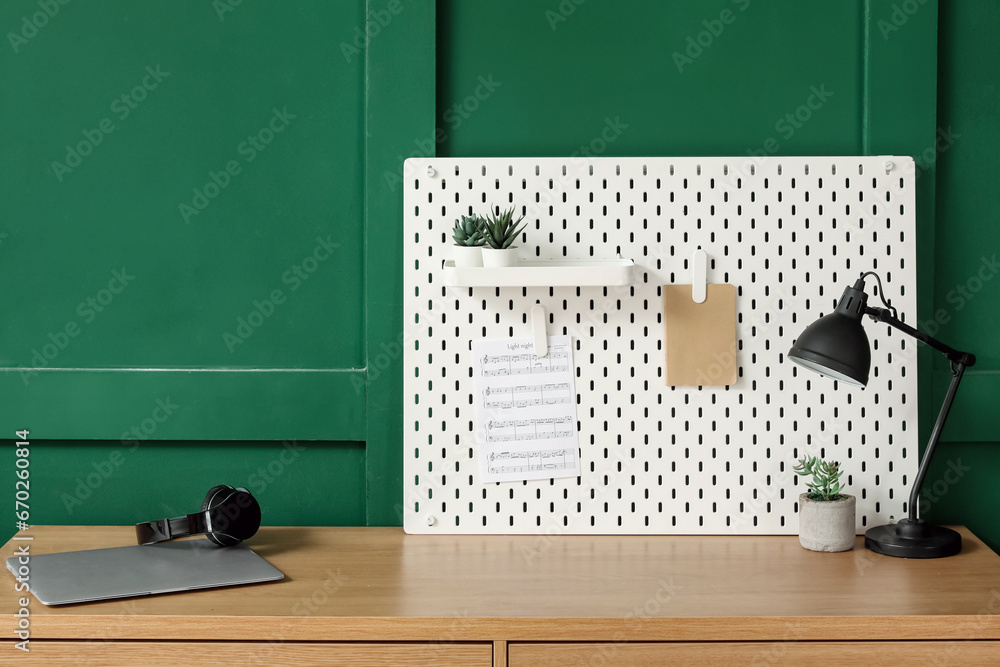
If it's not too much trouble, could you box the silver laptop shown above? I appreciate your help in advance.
[6,539,284,605]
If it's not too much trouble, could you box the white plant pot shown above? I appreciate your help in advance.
[481,247,519,268]
[798,493,856,552]
[452,245,483,268]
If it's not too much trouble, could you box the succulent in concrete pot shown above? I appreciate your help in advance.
[794,456,856,552]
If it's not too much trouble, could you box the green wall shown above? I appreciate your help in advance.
[0,0,433,531]
[439,1,869,157]
[2,1,997,552]
[921,0,1000,550]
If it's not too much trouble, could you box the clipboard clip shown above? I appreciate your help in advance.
[692,248,708,304]
[531,302,548,357]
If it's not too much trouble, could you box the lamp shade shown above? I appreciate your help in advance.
[788,312,870,386]
[788,282,872,387]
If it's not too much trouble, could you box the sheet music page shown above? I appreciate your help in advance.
[471,335,581,483]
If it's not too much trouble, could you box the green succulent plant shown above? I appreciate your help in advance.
[481,206,527,250]
[793,455,846,501]
[452,215,485,247]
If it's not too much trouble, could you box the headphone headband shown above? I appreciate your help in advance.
[135,485,261,547]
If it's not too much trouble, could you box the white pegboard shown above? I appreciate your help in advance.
[402,156,918,535]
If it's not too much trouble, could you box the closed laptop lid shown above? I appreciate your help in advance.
[6,539,283,606]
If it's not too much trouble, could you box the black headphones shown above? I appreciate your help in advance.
[135,485,261,547]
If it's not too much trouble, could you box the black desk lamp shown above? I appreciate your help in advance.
[788,272,976,558]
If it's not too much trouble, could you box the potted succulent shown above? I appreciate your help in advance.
[480,206,527,267]
[793,456,856,552]
[452,214,486,267]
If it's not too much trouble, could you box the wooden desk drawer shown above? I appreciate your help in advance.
[6,641,493,666]
[509,641,1000,666]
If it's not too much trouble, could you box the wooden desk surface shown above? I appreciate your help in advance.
[3,526,1000,642]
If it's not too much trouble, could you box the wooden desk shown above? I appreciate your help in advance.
[3,526,1000,665]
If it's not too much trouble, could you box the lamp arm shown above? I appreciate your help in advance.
[906,361,967,520]
[865,306,977,367]
[864,305,976,521]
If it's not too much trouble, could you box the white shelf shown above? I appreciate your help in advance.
[441,259,634,287]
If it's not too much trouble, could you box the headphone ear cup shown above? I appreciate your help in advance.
[202,485,240,546]
[202,486,261,547]
[206,527,238,547]
[202,485,235,514]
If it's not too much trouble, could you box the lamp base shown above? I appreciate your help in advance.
[865,519,962,558]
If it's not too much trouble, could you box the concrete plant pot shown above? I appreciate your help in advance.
[798,493,856,552]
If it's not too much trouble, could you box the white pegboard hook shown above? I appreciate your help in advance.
[530,302,548,357]
[692,248,708,304]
